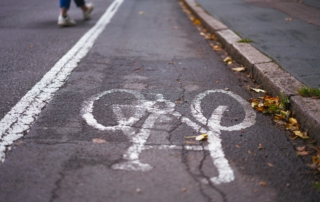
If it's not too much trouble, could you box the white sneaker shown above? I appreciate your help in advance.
[83,3,94,20]
[57,15,76,27]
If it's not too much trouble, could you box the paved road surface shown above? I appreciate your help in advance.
[0,0,319,201]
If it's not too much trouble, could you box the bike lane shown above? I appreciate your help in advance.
[0,0,319,201]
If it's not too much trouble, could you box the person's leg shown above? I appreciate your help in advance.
[74,0,94,20]
[58,0,76,26]
[60,0,71,16]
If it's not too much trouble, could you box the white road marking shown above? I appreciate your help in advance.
[81,89,256,184]
[191,90,256,184]
[0,0,124,162]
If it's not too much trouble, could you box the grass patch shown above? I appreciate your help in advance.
[297,87,320,98]
[238,38,254,43]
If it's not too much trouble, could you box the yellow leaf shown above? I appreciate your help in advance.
[250,88,266,93]
[193,19,201,25]
[293,131,309,139]
[195,134,208,141]
[285,123,299,131]
[223,57,232,63]
[289,118,298,125]
[232,67,246,72]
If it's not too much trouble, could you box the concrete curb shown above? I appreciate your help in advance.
[183,0,320,141]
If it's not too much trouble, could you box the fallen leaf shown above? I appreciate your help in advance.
[193,19,201,25]
[288,118,298,125]
[92,138,106,144]
[196,134,208,141]
[258,144,263,149]
[248,150,252,155]
[290,134,298,140]
[250,88,266,93]
[285,17,292,21]
[312,156,320,164]
[139,11,145,15]
[259,181,266,186]
[184,140,196,144]
[293,131,309,139]
[181,188,188,192]
[223,57,232,63]
[235,144,241,148]
[267,163,274,167]
[232,67,246,72]
[296,151,308,156]
[296,146,306,151]
[285,123,299,131]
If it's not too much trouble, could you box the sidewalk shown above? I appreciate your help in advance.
[182,0,320,140]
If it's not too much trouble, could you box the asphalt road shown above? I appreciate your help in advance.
[0,0,319,201]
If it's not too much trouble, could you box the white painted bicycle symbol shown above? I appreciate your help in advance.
[81,89,256,185]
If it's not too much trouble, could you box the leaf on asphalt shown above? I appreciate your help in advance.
[285,17,292,21]
[312,156,320,164]
[258,143,263,149]
[210,44,221,51]
[285,123,299,131]
[223,57,232,63]
[235,144,241,148]
[139,11,145,15]
[250,88,266,93]
[232,67,246,72]
[92,138,106,144]
[195,134,208,141]
[184,136,197,139]
[259,181,266,186]
[193,19,201,25]
[248,150,252,155]
[293,130,309,139]
[267,163,274,167]
[290,133,298,140]
[296,150,308,156]
[181,188,188,192]
[289,118,298,125]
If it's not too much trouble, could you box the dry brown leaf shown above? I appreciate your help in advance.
[258,144,263,149]
[235,145,241,148]
[250,88,266,93]
[259,181,266,186]
[232,67,246,72]
[296,151,308,156]
[267,163,274,167]
[92,138,106,144]
[195,134,208,141]
[290,134,298,140]
[285,123,299,131]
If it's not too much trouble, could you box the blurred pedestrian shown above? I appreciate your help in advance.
[58,0,94,27]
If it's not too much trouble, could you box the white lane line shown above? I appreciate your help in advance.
[0,0,125,162]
